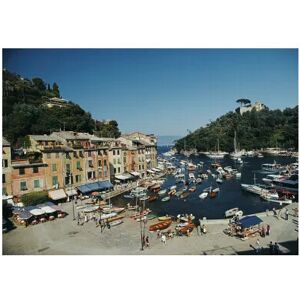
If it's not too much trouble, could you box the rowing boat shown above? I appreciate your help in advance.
[180,192,189,199]
[158,216,172,221]
[178,223,195,234]
[161,196,170,202]
[149,220,172,232]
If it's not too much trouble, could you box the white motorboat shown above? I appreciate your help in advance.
[216,177,223,184]
[109,220,123,226]
[235,172,241,178]
[261,161,283,172]
[199,192,208,199]
[158,189,167,196]
[225,207,242,218]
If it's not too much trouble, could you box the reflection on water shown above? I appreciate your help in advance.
[112,147,297,220]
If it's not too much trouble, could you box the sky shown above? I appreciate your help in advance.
[3,49,298,136]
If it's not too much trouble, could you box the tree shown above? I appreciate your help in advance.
[32,77,46,91]
[236,98,251,107]
[52,82,60,97]
[47,83,51,91]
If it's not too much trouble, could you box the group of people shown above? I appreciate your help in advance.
[259,224,270,237]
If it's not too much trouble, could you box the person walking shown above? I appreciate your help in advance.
[161,234,166,245]
[261,226,265,238]
[145,236,150,248]
[285,209,289,221]
[266,224,270,236]
[269,241,274,255]
[256,239,260,254]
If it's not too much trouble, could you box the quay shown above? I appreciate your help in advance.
[3,199,298,255]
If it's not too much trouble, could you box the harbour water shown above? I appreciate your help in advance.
[112,146,297,220]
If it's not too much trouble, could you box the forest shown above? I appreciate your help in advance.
[2,70,121,146]
[175,105,298,153]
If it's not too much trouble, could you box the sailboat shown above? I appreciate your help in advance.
[206,139,226,159]
[230,131,243,160]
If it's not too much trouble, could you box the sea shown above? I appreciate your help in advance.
[112,146,297,220]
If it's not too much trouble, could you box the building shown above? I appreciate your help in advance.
[2,137,12,195]
[236,101,267,115]
[11,159,48,197]
[44,97,69,108]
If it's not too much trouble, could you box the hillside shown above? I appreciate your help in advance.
[2,70,121,146]
[175,106,298,153]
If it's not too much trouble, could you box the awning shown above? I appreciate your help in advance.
[152,168,161,172]
[147,169,155,174]
[37,204,56,214]
[238,215,263,229]
[115,173,133,181]
[130,171,141,177]
[19,211,33,220]
[77,180,113,194]
[66,189,77,197]
[45,202,63,212]
[48,189,67,201]
[29,208,45,216]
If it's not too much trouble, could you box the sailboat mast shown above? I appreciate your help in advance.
[234,131,237,153]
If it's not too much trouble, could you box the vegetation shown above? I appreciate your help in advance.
[175,106,298,152]
[21,191,50,206]
[2,70,121,146]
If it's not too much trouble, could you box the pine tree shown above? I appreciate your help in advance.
[52,82,60,97]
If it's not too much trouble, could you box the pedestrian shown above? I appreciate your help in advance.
[266,224,270,236]
[197,224,200,236]
[272,207,277,217]
[261,226,265,238]
[77,212,80,226]
[84,215,88,223]
[274,242,280,255]
[269,241,274,255]
[145,236,150,248]
[107,220,111,229]
[285,209,289,220]
[256,239,260,254]
[186,229,190,237]
[161,234,166,245]
[157,230,161,239]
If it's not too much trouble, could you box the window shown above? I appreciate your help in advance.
[88,151,92,157]
[33,166,39,173]
[113,150,116,155]
[3,159,8,168]
[104,170,108,177]
[75,174,81,183]
[117,150,120,155]
[20,181,27,191]
[98,150,102,155]
[139,165,141,170]
[114,168,116,174]
[118,167,120,173]
[98,160,102,167]
[34,179,40,188]
[104,160,107,166]
[52,176,58,186]
[87,171,95,180]
[2,174,5,183]
[56,153,59,158]
[66,164,71,173]
[19,168,25,175]
[52,164,57,172]
[76,161,81,169]
[113,158,116,165]
[47,153,51,159]
[123,157,126,164]
[88,160,93,168]
[117,158,121,164]
[2,187,7,195]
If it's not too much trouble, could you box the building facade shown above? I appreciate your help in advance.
[2,137,12,195]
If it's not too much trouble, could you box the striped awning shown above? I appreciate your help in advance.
[48,189,67,201]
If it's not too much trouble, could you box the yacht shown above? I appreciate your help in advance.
[230,131,244,159]
[261,161,283,172]
[206,139,226,159]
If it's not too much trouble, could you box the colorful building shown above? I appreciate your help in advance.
[2,137,12,195]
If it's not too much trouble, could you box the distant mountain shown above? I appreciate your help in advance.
[157,135,182,146]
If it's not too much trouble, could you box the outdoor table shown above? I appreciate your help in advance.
[40,218,47,223]
[49,216,55,221]
[31,220,38,225]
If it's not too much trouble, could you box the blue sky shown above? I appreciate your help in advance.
[3,49,298,136]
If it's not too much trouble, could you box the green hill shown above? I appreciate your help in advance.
[2,70,121,146]
[175,106,298,153]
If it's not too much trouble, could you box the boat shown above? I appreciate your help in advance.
[158,189,167,196]
[109,220,123,227]
[148,195,158,202]
[161,196,170,202]
[261,161,283,172]
[236,157,243,164]
[188,163,196,171]
[199,192,208,199]
[225,207,242,218]
[175,190,184,197]
[212,187,220,193]
[270,175,298,193]
[257,153,264,158]
[206,139,226,159]
[180,192,190,199]
[262,174,286,185]
[169,185,177,191]
[126,204,138,210]
[139,196,149,201]
[149,220,172,232]
[189,186,196,192]
[230,131,244,159]
[260,194,293,204]
[158,215,172,221]
[179,214,195,222]
[168,190,176,196]
[146,214,157,220]
[235,172,241,178]
[100,212,117,220]
[178,222,195,235]
[196,178,202,184]
[123,194,134,199]
[216,178,223,184]
[107,215,124,223]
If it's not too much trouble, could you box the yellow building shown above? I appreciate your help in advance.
[2,137,12,195]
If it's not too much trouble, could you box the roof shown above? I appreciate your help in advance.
[29,135,58,141]
[51,131,91,140]
[238,215,263,229]
[48,189,67,200]
[2,137,10,146]
[77,180,113,194]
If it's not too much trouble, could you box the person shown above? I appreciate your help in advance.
[266,224,270,236]
[161,234,166,245]
[107,220,111,229]
[274,242,280,255]
[261,226,265,238]
[84,215,88,223]
[202,224,207,234]
[273,207,277,217]
[77,212,80,226]
[186,229,190,237]
[145,236,150,248]
[256,239,260,254]
[285,209,289,220]
[269,241,274,255]
[157,230,161,239]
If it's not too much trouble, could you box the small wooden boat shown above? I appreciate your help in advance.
[107,215,124,223]
[189,186,196,192]
[149,220,172,232]
[148,195,158,202]
[169,185,177,191]
[209,191,217,198]
[146,214,157,220]
[196,178,202,184]
[109,220,123,227]
[161,196,170,202]
[225,207,239,218]
[168,190,176,196]
[176,190,184,197]
[158,216,172,221]
[179,223,195,235]
[180,192,190,199]
[123,194,134,199]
